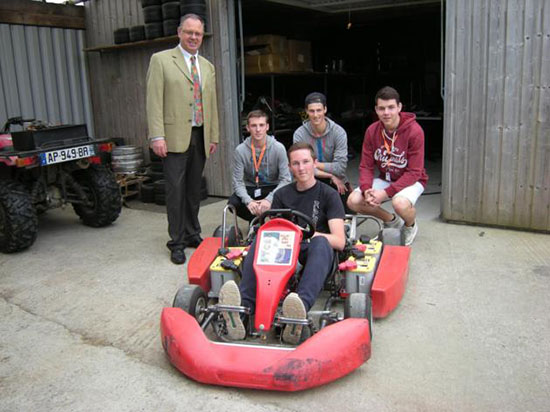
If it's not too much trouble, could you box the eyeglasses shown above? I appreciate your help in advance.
[181,30,204,38]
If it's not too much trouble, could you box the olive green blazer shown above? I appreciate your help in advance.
[146,47,219,157]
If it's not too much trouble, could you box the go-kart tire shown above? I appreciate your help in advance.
[0,180,38,253]
[173,284,207,324]
[71,165,122,227]
[212,224,242,247]
[380,228,403,246]
[344,292,373,337]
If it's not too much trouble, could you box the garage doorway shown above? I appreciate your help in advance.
[234,0,443,195]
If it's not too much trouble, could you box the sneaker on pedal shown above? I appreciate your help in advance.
[384,214,402,229]
[402,220,418,245]
[282,293,307,345]
[218,280,245,340]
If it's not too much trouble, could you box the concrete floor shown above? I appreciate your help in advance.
[1,192,549,412]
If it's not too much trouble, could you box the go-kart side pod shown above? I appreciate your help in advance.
[371,245,411,318]
[160,308,371,391]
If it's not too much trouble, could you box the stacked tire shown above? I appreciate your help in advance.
[114,28,130,44]
[142,0,163,40]
[129,25,145,42]
[153,179,166,205]
[162,0,181,37]
[181,0,208,30]
[111,146,144,174]
[141,148,163,204]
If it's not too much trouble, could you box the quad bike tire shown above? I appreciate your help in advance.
[173,284,207,323]
[0,180,38,253]
[344,292,373,337]
[72,165,122,227]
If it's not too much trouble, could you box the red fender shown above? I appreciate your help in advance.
[187,237,221,291]
[371,245,410,318]
[161,308,371,391]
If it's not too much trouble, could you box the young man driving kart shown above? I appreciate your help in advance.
[219,142,346,344]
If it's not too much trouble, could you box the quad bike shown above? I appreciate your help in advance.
[0,117,121,253]
[160,208,411,391]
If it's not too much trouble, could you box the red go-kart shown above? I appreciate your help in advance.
[160,208,410,391]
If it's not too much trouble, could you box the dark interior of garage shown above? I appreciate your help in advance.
[235,0,443,162]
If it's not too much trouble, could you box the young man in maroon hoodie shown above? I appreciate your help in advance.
[347,86,428,245]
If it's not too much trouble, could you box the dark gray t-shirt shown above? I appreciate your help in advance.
[271,181,345,233]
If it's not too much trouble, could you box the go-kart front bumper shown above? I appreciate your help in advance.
[160,308,371,391]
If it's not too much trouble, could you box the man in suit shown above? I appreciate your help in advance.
[146,14,219,264]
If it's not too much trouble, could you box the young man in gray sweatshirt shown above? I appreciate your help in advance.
[293,92,350,206]
[228,110,291,221]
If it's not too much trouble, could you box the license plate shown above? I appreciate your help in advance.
[39,145,95,165]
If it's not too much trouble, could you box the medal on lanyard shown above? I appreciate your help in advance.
[382,129,397,183]
[251,141,266,198]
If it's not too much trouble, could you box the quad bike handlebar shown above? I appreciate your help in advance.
[258,209,315,239]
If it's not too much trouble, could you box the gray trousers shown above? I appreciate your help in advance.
[162,127,205,251]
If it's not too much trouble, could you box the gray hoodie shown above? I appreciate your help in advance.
[232,134,291,205]
[293,117,348,179]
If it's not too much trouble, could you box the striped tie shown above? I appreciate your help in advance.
[190,56,203,126]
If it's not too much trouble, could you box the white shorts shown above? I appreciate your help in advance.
[354,179,425,206]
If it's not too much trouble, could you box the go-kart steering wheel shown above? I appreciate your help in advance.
[258,209,316,239]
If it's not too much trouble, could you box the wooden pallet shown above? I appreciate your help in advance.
[116,173,149,200]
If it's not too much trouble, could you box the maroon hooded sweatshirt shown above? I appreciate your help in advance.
[359,112,428,198]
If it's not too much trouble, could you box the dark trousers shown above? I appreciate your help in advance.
[227,185,278,222]
[318,177,352,213]
[239,236,334,312]
[162,127,206,251]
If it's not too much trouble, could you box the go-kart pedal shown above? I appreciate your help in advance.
[282,293,307,345]
[218,281,246,340]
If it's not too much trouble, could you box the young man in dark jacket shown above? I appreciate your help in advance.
[347,86,428,245]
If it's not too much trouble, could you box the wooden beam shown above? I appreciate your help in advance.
[0,0,85,29]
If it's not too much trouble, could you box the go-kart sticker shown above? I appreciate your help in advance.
[257,231,295,265]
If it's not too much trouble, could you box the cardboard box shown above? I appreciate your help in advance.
[288,40,312,72]
[244,34,288,54]
[245,53,289,74]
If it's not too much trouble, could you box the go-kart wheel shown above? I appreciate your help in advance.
[344,293,373,337]
[212,225,242,247]
[173,284,207,324]
[380,228,404,246]
[258,209,316,239]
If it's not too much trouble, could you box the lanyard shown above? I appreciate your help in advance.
[251,141,267,186]
[381,128,398,167]
[315,138,325,162]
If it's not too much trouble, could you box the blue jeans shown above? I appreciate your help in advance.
[239,236,334,312]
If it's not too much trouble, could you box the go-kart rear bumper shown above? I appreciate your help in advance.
[160,308,371,391]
